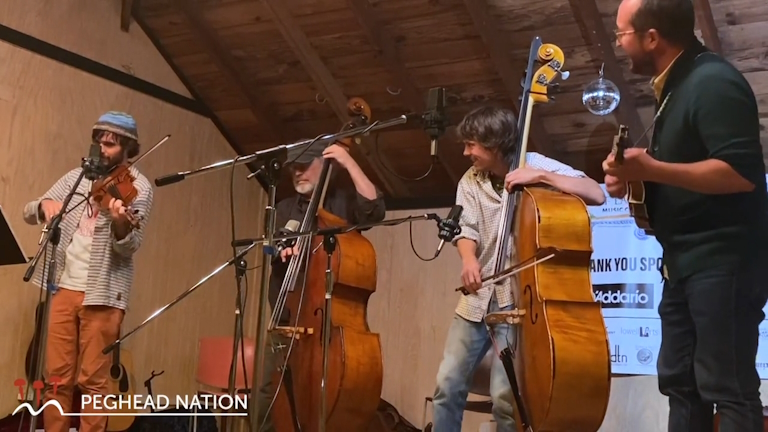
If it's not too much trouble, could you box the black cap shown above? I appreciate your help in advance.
[288,142,324,164]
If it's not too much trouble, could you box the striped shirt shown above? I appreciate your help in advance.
[22,166,153,310]
[451,152,587,322]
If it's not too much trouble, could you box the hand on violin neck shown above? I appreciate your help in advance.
[504,167,546,192]
[107,198,132,238]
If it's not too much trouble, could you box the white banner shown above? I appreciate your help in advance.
[587,174,768,376]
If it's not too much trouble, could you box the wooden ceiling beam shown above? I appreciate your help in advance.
[171,0,286,144]
[692,0,722,54]
[260,0,409,197]
[120,0,134,32]
[346,0,461,185]
[461,0,559,158]
[568,0,649,149]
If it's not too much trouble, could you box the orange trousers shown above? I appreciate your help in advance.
[43,288,124,432]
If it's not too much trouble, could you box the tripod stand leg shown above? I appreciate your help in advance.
[222,258,248,432]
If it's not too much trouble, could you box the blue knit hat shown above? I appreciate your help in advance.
[93,111,138,141]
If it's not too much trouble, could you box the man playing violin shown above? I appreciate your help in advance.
[431,106,604,432]
[255,141,385,431]
[22,111,153,432]
[603,1,768,430]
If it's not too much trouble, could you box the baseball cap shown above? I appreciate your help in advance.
[287,142,324,164]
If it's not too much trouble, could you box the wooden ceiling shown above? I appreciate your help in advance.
[126,0,767,208]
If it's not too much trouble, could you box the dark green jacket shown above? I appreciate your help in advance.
[645,40,768,284]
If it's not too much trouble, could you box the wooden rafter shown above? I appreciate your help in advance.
[461,0,558,157]
[692,0,722,54]
[120,0,134,32]
[172,0,286,144]
[568,0,649,149]
[260,0,409,197]
[346,0,461,185]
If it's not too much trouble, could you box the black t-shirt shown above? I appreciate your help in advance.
[645,43,768,283]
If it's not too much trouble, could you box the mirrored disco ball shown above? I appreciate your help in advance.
[582,77,621,116]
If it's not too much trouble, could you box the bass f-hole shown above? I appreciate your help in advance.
[314,307,326,345]
[523,285,538,324]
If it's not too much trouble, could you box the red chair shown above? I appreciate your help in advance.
[192,336,255,431]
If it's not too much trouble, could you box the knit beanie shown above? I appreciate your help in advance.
[93,111,139,141]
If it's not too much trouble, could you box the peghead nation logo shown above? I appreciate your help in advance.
[592,283,654,309]
[12,378,248,417]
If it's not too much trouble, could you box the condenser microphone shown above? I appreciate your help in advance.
[424,87,447,158]
[83,142,103,181]
[434,205,463,257]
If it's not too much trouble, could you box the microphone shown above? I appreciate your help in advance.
[82,142,103,181]
[435,205,463,257]
[264,219,301,258]
[423,87,447,158]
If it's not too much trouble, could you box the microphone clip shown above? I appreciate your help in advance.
[437,218,462,241]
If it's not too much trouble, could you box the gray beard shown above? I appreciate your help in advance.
[294,182,314,195]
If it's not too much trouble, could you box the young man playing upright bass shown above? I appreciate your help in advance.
[23,112,153,432]
[603,0,768,430]
[432,106,605,432]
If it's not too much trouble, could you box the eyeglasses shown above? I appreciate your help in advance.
[614,30,636,39]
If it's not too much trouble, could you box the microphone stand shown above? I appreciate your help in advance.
[23,156,99,432]
[153,114,414,188]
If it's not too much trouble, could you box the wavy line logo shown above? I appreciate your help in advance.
[12,399,65,417]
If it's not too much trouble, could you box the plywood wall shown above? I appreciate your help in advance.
[0,0,267,418]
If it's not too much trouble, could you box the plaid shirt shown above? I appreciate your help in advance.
[22,167,153,311]
[451,152,587,322]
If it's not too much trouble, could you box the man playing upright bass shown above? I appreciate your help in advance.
[23,111,153,432]
[603,0,768,430]
[431,106,605,432]
[256,142,385,431]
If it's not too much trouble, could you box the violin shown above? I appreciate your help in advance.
[89,134,170,229]
[91,164,141,228]
[481,38,611,432]
[267,97,383,432]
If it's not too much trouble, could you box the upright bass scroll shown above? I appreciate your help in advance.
[484,38,611,432]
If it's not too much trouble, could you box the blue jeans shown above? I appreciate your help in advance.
[432,300,516,432]
[658,254,768,432]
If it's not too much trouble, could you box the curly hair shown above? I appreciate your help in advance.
[92,129,140,159]
[456,106,518,165]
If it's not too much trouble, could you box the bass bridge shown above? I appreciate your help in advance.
[271,325,315,341]
[485,309,526,325]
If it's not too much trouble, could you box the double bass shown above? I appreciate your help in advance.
[267,97,383,432]
[483,38,611,431]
